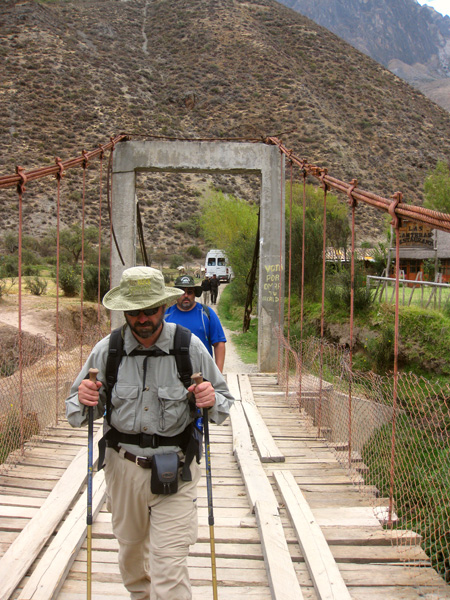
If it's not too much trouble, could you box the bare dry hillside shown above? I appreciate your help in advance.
[2,0,450,247]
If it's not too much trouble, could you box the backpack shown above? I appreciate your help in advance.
[104,323,193,425]
[97,323,203,479]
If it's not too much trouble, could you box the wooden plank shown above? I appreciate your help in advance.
[234,447,277,513]
[242,401,285,463]
[238,373,258,406]
[311,507,385,528]
[226,372,241,402]
[230,400,253,454]
[0,425,104,600]
[0,494,44,508]
[58,579,275,600]
[239,374,285,463]
[255,500,304,599]
[274,469,352,600]
[0,505,39,519]
[18,471,107,600]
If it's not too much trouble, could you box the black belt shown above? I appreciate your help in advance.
[110,445,186,471]
[111,444,153,468]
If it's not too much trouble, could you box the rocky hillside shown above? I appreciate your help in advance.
[2,0,450,254]
[277,0,450,111]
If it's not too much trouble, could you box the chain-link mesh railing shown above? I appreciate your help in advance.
[0,319,108,473]
[279,332,450,585]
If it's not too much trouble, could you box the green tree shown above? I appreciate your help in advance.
[424,161,450,213]
[200,188,258,303]
[287,183,350,301]
[44,224,98,265]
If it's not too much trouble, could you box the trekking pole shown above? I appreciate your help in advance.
[87,367,98,600]
[192,373,218,600]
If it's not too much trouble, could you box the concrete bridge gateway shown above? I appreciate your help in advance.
[110,140,285,372]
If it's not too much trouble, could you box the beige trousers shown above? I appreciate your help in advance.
[104,447,201,600]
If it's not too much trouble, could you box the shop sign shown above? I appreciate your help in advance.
[398,221,434,248]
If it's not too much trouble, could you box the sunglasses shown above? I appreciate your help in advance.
[181,288,195,296]
[125,307,160,317]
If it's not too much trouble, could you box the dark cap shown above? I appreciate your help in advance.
[174,275,203,298]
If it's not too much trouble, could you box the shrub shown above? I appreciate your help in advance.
[25,276,48,296]
[83,265,110,302]
[366,324,395,373]
[0,277,15,299]
[59,265,80,297]
[169,254,185,269]
[0,255,18,277]
[22,264,39,276]
[187,245,203,259]
[326,265,373,313]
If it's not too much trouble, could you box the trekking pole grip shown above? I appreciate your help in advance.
[88,368,99,384]
[191,372,203,387]
[86,368,98,600]
[191,372,209,421]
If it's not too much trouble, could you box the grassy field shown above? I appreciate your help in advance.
[368,278,450,311]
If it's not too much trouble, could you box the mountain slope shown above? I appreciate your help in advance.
[2,0,450,249]
[277,0,450,111]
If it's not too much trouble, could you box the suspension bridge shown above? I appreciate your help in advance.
[0,136,450,599]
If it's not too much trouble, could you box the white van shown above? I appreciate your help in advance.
[204,249,233,283]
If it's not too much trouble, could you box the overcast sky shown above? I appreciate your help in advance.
[416,0,450,17]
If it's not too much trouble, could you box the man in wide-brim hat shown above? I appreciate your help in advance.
[65,266,234,600]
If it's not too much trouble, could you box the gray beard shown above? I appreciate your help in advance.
[125,313,164,339]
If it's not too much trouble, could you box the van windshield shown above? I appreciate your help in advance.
[208,258,216,266]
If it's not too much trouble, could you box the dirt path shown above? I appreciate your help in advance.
[208,285,257,374]
[0,289,257,372]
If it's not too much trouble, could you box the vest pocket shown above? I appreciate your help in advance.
[157,385,188,434]
[111,385,139,431]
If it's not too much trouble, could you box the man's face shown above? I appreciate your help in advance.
[176,288,196,311]
[124,305,166,340]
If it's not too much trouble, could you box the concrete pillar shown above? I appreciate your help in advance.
[257,147,285,372]
[111,140,285,370]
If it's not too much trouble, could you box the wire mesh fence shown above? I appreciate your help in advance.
[279,332,450,586]
[0,319,108,473]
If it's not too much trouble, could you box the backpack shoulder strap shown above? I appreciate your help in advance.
[105,326,126,425]
[201,304,210,320]
[169,324,192,390]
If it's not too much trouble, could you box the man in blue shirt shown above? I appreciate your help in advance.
[166,275,226,372]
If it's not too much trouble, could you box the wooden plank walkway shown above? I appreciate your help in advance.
[1,373,449,599]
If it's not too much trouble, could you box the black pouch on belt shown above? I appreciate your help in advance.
[151,453,180,494]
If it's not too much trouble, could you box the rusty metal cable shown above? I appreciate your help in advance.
[97,149,104,321]
[16,167,26,455]
[55,158,64,426]
[0,135,128,190]
[318,175,329,436]
[285,161,294,398]
[297,166,307,412]
[265,137,450,234]
[136,200,150,267]
[348,180,358,468]
[278,149,284,380]
[388,195,402,526]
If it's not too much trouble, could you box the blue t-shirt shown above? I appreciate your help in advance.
[164,303,226,356]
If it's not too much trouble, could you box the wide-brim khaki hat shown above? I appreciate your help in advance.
[103,266,184,311]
